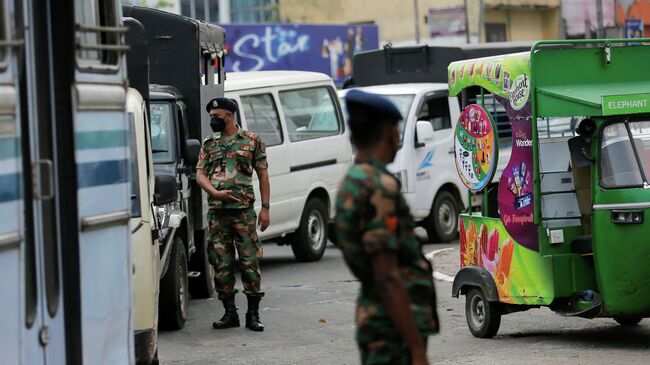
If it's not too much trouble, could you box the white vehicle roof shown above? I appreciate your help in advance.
[338,83,449,97]
[225,71,333,92]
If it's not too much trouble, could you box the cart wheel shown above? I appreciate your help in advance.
[465,288,501,338]
[614,316,642,326]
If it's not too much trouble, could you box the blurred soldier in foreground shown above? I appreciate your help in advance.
[335,90,439,365]
[196,98,270,332]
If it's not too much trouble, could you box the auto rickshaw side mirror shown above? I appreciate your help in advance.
[576,118,596,139]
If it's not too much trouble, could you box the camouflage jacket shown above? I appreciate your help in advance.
[335,157,438,336]
[197,128,268,209]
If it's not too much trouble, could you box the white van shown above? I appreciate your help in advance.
[225,71,353,261]
[339,85,512,243]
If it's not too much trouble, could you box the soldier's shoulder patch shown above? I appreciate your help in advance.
[379,172,399,193]
[241,130,258,140]
[348,163,375,183]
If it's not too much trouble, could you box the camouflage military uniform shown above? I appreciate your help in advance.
[197,128,268,299]
[335,157,439,365]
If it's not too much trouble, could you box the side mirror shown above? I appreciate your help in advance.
[184,139,201,167]
[415,120,435,148]
[154,174,177,206]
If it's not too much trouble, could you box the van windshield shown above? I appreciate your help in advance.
[380,94,414,143]
[600,120,650,188]
[150,102,175,163]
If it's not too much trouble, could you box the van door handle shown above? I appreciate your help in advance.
[33,159,54,200]
[448,148,455,155]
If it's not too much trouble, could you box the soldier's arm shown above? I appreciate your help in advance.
[363,173,429,364]
[372,253,429,365]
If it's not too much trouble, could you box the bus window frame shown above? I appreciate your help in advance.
[74,0,125,74]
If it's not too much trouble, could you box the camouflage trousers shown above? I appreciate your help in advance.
[356,301,430,365]
[207,208,264,300]
[357,329,428,365]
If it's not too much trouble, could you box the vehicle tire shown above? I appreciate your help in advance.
[614,316,643,326]
[291,199,328,262]
[424,190,459,243]
[465,288,501,338]
[188,233,215,299]
[159,237,188,330]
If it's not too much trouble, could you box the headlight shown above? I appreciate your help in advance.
[611,210,643,224]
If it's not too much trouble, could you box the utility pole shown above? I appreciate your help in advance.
[464,0,470,43]
[596,0,604,39]
[219,0,231,23]
[413,0,420,44]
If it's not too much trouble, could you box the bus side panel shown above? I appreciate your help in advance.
[74,106,133,364]
[0,71,21,365]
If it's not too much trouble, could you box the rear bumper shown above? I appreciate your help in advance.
[134,327,158,364]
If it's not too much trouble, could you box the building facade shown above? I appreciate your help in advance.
[279,0,561,45]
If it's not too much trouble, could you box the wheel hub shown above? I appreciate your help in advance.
[307,211,324,250]
[438,201,457,236]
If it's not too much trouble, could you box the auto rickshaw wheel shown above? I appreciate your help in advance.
[614,316,643,326]
[465,288,501,338]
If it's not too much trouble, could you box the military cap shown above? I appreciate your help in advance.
[344,89,402,121]
[206,97,238,113]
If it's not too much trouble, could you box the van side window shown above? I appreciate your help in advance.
[127,112,142,218]
[241,94,283,147]
[279,86,341,142]
[417,96,451,131]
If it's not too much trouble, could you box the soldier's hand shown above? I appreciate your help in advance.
[258,208,270,232]
[213,190,240,203]
[412,354,430,365]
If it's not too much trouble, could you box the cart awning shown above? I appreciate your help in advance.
[537,82,650,117]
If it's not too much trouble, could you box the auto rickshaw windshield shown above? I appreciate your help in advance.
[600,120,650,188]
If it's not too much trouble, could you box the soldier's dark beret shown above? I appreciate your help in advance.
[344,89,402,122]
[206,97,238,113]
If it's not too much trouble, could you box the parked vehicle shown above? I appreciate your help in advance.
[123,5,226,321]
[340,43,532,242]
[225,71,353,261]
[1,0,134,363]
[450,39,650,338]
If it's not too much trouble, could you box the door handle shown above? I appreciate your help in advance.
[33,159,54,200]
[448,148,455,155]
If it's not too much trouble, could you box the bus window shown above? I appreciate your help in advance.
[74,0,124,69]
[0,2,6,66]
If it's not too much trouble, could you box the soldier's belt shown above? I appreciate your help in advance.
[209,207,252,216]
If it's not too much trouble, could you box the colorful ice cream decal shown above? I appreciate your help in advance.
[449,52,538,251]
[459,216,553,305]
[454,104,498,192]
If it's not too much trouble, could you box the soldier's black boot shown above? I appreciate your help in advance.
[212,295,240,329]
[245,295,264,332]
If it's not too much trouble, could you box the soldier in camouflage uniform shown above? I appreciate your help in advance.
[196,98,270,332]
[335,90,439,365]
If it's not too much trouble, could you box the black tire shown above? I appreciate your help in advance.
[424,191,459,243]
[291,199,328,262]
[188,233,215,299]
[159,237,188,330]
[614,316,643,326]
[465,288,501,338]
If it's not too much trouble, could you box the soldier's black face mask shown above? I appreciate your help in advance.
[210,116,226,132]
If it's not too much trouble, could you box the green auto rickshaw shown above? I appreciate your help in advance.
[448,39,650,338]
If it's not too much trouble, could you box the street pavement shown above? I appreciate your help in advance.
[158,238,650,365]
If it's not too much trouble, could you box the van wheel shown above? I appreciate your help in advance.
[614,316,642,326]
[188,234,215,299]
[424,191,459,243]
[291,199,328,262]
[159,237,188,330]
[466,288,501,338]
